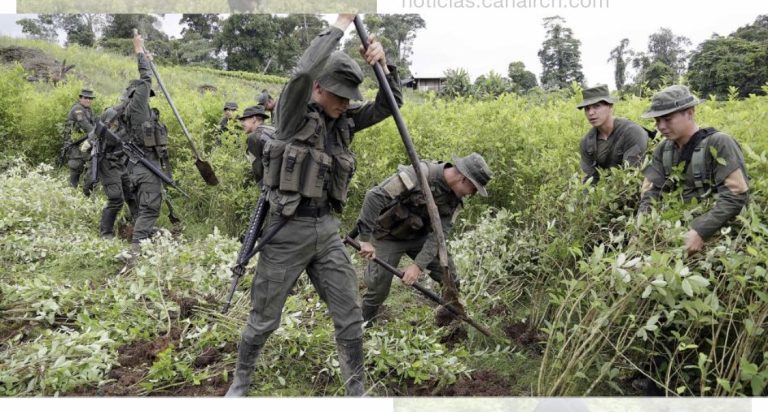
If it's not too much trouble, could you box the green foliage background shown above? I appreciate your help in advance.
[1,37,767,396]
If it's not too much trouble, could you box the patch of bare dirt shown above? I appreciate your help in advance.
[503,321,545,352]
[0,46,75,84]
[405,369,513,396]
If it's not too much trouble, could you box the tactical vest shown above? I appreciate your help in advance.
[99,104,130,162]
[586,121,654,169]
[661,128,720,199]
[374,162,459,241]
[140,109,168,149]
[261,111,356,215]
[246,124,276,182]
[64,104,93,138]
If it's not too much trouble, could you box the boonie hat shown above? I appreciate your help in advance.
[576,84,615,109]
[642,85,701,118]
[451,152,493,197]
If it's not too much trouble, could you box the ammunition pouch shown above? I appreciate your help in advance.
[141,120,168,148]
[262,138,288,188]
[329,151,356,206]
[262,111,357,212]
[375,202,427,241]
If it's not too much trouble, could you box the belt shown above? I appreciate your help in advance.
[295,205,330,218]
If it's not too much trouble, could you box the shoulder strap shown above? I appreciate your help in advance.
[690,128,719,193]
[661,140,675,178]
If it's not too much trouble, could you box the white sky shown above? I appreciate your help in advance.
[1,0,765,89]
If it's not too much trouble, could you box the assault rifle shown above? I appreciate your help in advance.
[221,191,288,314]
[57,134,90,168]
[84,133,100,196]
[93,121,188,198]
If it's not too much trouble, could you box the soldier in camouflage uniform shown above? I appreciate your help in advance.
[355,153,492,325]
[639,85,749,255]
[577,84,649,184]
[256,89,275,124]
[226,14,402,397]
[218,101,238,138]
[122,33,169,255]
[63,89,96,188]
[240,105,271,183]
[83,97,139,239]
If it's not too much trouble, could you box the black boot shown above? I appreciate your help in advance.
[336,338,365,396]
[100,208,120,238]
[225,341,263,397]
[362,304,379,327]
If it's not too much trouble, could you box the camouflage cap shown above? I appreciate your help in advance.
[224,101,239,111]
[642,85,701,118]
[79,89,95,99]
[237,105,269,120]
[576,84,615,109]
[257,90,272,106]
[451,152,493,197]
[317,51,364,101]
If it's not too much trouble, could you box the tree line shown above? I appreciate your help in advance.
[17,13,767,99]
[16,14,426,79]
[441,14,768,100]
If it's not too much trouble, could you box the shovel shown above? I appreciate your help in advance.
[133,29,219,186]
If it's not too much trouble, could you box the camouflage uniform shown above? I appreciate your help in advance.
[63,99,95,188]
[92,105,139,239]
[576,85,649,183]
[579,117,649,183]
[639,129,749,238]
[355,154,492,323]
[226,25,402,397]
[125,53,166,245]
[240,105,272,183]
[639,85,749,240]
[218,102,239,145]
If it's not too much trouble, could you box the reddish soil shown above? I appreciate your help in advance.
[405,369,513,396]
[65,327,184,396]
[503,321,545,351]
[116,222,133,241]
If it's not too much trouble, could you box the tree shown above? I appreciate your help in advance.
[102,14,167,41]
[607,38,630,90]
[342,14,425,78]
[507,61,538,94]
[687,16,768,99]
[55,14,106,47]
[214,14,327,75]
[17,15,57,41]
[732,14,768,42]
[439,68,472,98]
[179,14,220,40]
[630,28,690,88]
[473,70,512,99]
[538,16,584,90]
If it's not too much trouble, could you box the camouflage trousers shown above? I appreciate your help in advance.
[100,159,137,237]
[362,237,458,319]
[239,213,363,347]
[129,154,163,244]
